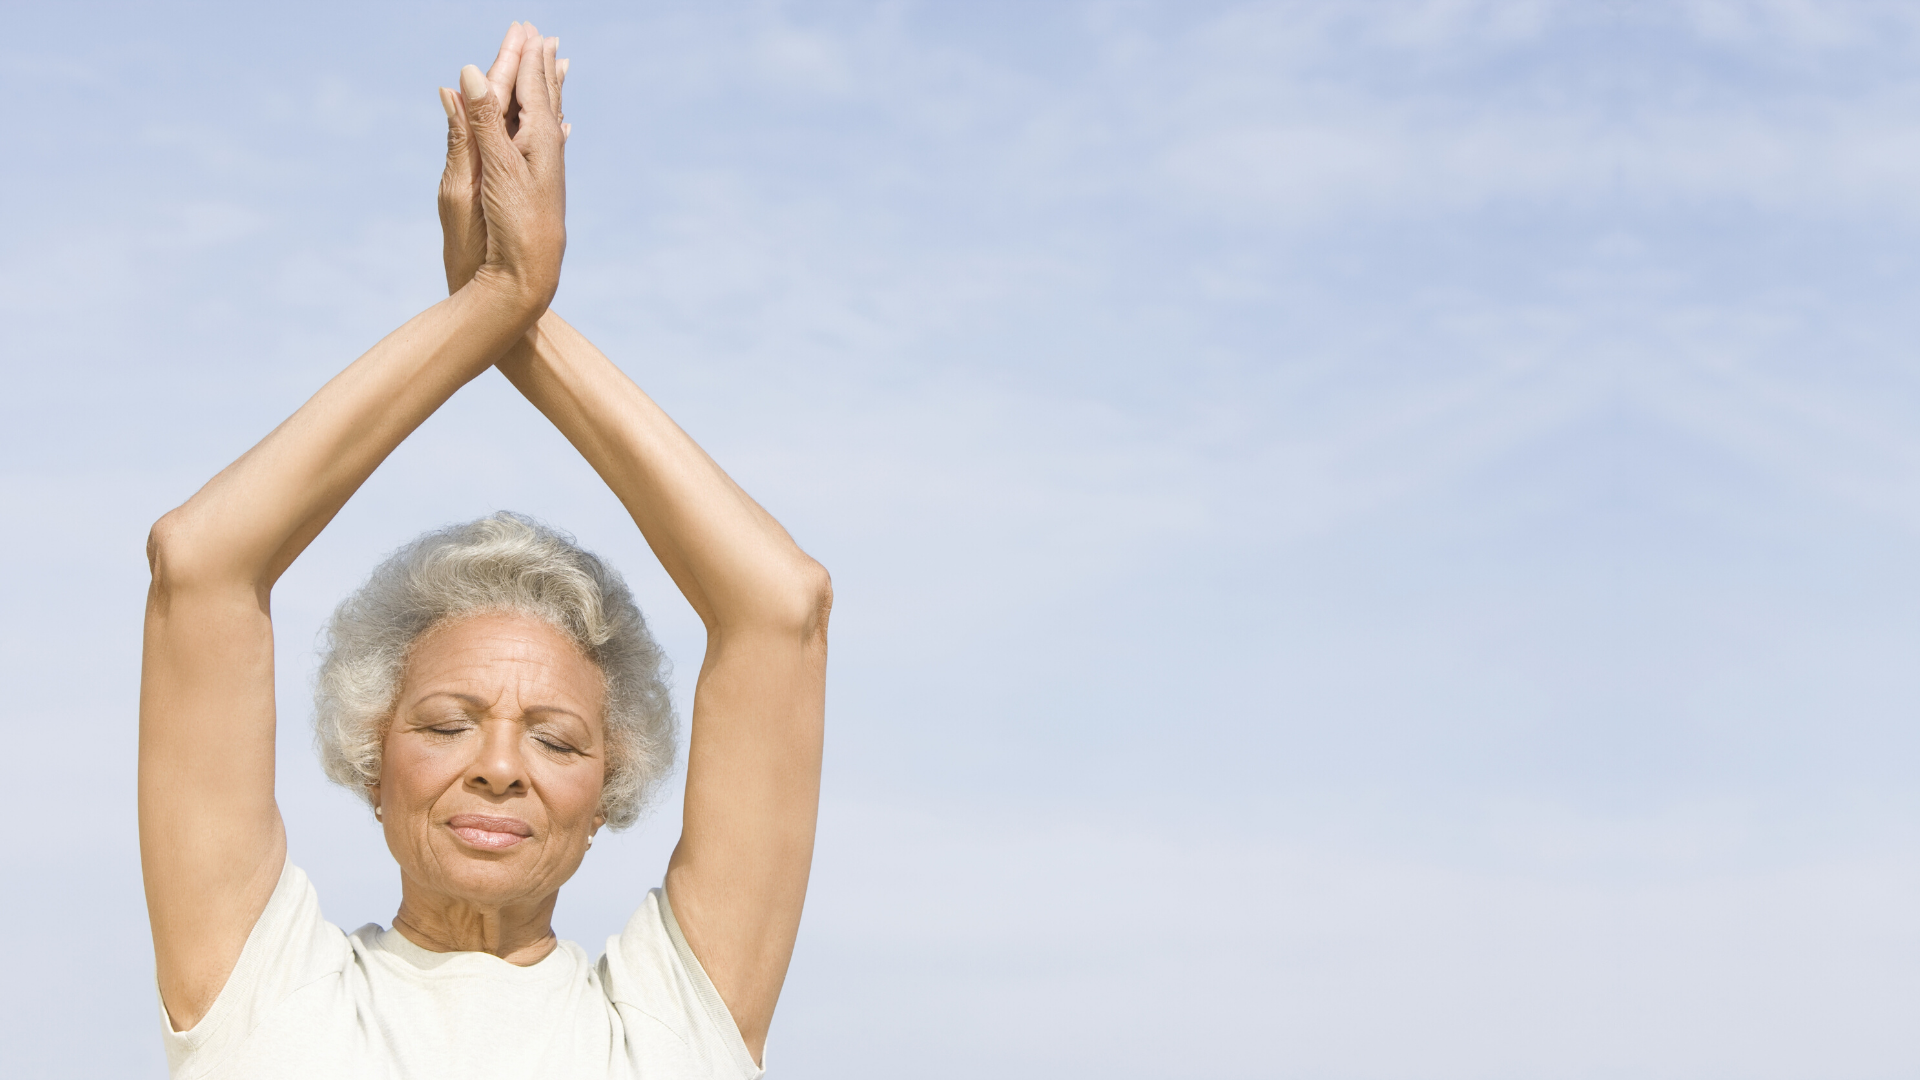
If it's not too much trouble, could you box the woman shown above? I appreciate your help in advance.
[139,24,828,1079]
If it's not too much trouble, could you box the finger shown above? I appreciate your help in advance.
[439,86,473,178]
[489,23,533,137]
[443,87,482,193]
[518,24,543,131]
[460,62,527,186]
[485,22,528,116]
[512,35,560,149]
[438,86,487,294]
[543,39,563,123]
[544,51,560,123]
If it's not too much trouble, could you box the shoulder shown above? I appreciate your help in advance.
[162,861,357,1078]
[601,888,765,1080]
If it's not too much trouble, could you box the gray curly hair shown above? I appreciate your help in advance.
[313,512,675,830]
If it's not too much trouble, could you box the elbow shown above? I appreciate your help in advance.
[798,558,832,642]
[145,510,186,591]
[712,552,831,640]
[760,555,832,643]
[145,507,246,597]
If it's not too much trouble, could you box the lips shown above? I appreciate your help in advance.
[446,814,534,850]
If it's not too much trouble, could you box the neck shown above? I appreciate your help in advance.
[391,872,562,966]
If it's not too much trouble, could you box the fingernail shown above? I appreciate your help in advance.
[459,65,487,100]
[439,88,456,119]
[559,58,570,78]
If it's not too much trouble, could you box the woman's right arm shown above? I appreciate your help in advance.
[139,41,565,1031]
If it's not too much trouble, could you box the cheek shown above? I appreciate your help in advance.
[543,759,606,819]
[523,747,606,823]
[381,735,468,805]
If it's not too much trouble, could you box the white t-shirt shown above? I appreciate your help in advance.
[160,858,766,1080]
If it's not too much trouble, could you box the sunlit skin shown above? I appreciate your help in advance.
[139,22,827,1066]
[372,613,608,963]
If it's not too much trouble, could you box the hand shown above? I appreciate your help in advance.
[438,23,528,295]
[436,24,569,311]
[440,23,567,293]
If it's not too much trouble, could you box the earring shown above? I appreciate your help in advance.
[374,805,383,821]
[586,833,595,849]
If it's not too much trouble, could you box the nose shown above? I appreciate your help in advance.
[465,720,529,797]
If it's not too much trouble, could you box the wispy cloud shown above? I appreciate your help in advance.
[8,4,1920,1077]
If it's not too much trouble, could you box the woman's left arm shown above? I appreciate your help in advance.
[440,53,824,1052]
[498,313,828,1061]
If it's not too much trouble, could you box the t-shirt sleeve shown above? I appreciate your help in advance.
[600,887,767,1080]
[158,858,354,1080]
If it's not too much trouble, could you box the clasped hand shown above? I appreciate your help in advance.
[438,23,568,315]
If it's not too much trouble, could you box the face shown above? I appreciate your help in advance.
[372,612,608,909]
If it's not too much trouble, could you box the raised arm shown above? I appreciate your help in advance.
[496,313,829,1063]
[439,43,828,1061]
[139,35,565,1031]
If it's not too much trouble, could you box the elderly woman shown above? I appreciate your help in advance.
[139,24,827,1080]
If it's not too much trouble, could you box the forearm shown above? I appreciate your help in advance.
[154,283,537,590]
[498,312,827,1057]
[496,311,829,631]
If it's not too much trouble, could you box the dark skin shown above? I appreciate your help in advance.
[140,24,827,1065]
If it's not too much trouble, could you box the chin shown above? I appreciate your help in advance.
[437,859,549,904]
[433,843,576,904]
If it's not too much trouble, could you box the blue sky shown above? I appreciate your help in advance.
[5,2,1919,1077]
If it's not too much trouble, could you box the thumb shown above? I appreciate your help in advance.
[459,64,523,182]
[439,87,475,183]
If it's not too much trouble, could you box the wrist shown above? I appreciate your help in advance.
[499,311,554,370]
[459,270,551,327]
[448,278,546,356]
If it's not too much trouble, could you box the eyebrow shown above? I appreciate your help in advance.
[412,692,589,725]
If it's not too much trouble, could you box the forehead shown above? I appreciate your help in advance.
[402,613,605,714]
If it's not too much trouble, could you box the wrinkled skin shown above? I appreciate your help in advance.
[371,613,608,961]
